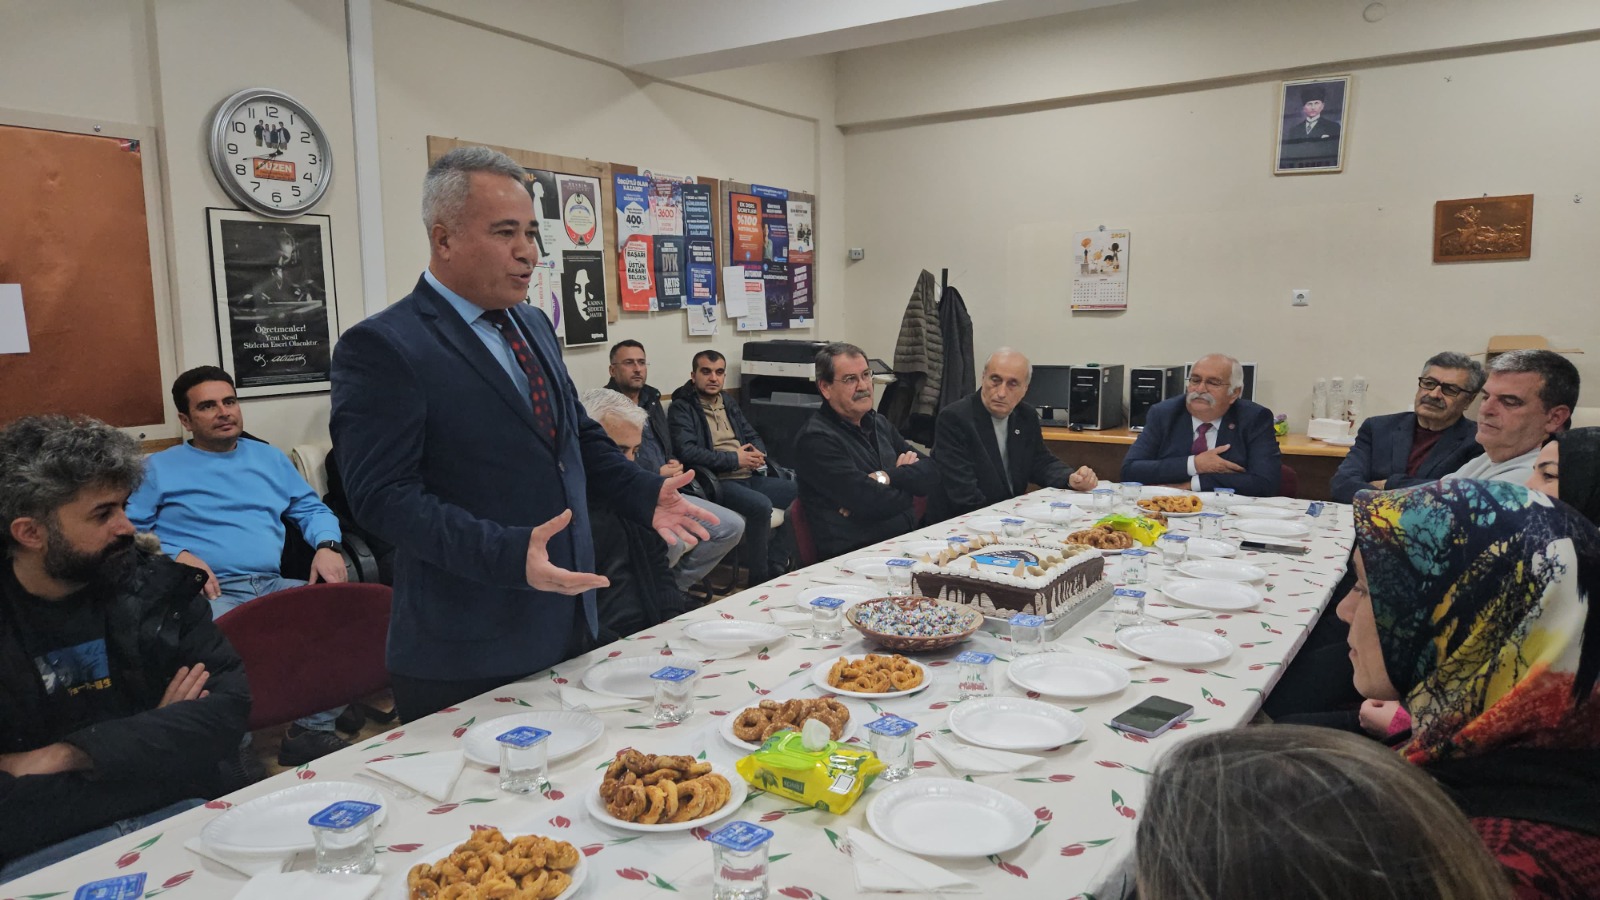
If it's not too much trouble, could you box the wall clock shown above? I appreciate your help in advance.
[207,88,331,218]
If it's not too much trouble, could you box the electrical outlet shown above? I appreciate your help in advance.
[1292,289,1310,307]
[849,247,865,261]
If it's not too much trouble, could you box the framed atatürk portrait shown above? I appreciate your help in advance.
[206,208,338,397]
[1275,76,1351,175]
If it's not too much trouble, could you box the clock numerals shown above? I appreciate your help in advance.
[213,90,328,215]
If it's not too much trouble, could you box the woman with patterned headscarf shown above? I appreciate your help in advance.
[1527,427,1600,526]
[1344,479,1600,897]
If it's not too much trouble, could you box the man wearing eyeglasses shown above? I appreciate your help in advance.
[1121,353,1282,496]
[794,342,940,561]
[1443,348,1579,485]
[1329,353,1486,503]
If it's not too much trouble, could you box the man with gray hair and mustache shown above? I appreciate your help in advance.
[1329,352,1485,503]
[1121,353,1282,496]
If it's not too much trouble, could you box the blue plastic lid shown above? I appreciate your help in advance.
[1049,501,1073,509]
[885,558,914,568]
[496,725,552,748]
[708,820,774,852]
[1214,488,1236,495]
[1161,534,1190,543]
[1113,588,1147,599]
[954,650,996,665]
[308,800,382,830]
[1009,613,1046,627]
[865,714,918,737]
[74,874,147,900]
[1307,501,1326,517]
[650,665,697,682]
[1122,481,1144,488]
[1122,549,1150,557]
[1198,512,1224,519]
[810,596,846,609]
[1000,517,1025,525]
[1091,487,1117,494]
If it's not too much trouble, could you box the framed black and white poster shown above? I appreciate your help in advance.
[206,208,337,397]
[560,249,608,346]
[1275,75,1351,175]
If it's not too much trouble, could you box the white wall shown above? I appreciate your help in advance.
[838,3,1600,424]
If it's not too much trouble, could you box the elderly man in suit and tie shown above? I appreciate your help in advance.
[1121,353,1282,497]
[331,147,714,722]
[928,348,1099,522]
[1329,352,1485,503]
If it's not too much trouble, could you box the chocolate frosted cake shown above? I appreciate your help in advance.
[910,537,1109,622]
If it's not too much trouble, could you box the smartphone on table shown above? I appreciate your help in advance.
[1110,695,1195,739]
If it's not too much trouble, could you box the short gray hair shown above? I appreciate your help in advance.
[815,342,867,383]
[1488,349,1581,412]
[1420,352,1486,394]
[0,416,144,551]
[986,347,1033,382]
[422,146,527,233]
[581,388,647,430]
[1195,354,1245,393]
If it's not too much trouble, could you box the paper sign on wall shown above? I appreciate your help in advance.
[0,284,29,354]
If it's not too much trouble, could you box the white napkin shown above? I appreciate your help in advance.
[558,684,642,711]
[927,735,1041,775]
[365,749,465,802]
[769,609,813,630]
[847,827,979,893]
[1145,606,1210,622]
[232,871,381,900]
[183,837,288,878]
[665,637,746,660]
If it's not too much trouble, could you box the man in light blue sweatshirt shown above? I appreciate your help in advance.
[127,367,351,765]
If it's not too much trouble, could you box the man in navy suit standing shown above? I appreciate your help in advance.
[1121,353,1281,496]
[1329,352,1485,503]
[331,147,713,722]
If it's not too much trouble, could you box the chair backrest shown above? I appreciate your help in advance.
[215,583,392,731]
[291,442,332,498]
[789,495,820,568]
[1279,464,1300,499]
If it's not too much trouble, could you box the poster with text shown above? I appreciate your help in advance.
[729,193,762,264]
[528,261,560,329]
[788,262,812,327]
[524,169,562,260]
[682,184,713,242]
[687,246,719,337]
[654,236,686,310]
[754,185,789,264]
[619,233,655,312]
[648,180,682,237]
[734,264,767,331]
[558,176,601,249]
[1069,228,1131,311]
[763,260,791,331]
[560,250,608,345]
[787,199,813,264]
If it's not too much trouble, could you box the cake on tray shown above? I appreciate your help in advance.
[910,536,1109,622]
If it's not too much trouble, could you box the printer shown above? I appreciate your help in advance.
[739,339,828,464]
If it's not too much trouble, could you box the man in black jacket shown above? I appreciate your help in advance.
[0,416,250,881]
[1329,352,1485,503]
[930,348,1100,522]
[668,350,795,585]
[795,343,941,561]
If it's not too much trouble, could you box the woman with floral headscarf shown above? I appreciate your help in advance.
[1343,479,1600,897]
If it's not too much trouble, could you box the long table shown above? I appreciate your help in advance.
[1041,427,1351,501]
[5,492,1352,899]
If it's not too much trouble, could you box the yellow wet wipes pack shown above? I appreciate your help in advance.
[1094,513,1168,546]
[735,730,884,814]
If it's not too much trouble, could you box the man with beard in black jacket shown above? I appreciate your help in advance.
[794,342,940,561]
[0,416,250,882]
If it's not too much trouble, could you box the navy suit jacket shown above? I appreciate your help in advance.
[1329,411,1482,503]
[331,276,660,681]
[1121,396,1282,496]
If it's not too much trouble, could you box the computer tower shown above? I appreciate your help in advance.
[1068,365,1124,430]
[1184,361,1258,402]
[1129,365,1185,430]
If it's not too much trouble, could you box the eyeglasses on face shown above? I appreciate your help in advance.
[833,373,871,387]
[1417,376,1470,399]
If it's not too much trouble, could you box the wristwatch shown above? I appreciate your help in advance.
[316,540,343,553]
[870,471,890,486]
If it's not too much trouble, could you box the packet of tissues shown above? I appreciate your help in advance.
[735,719,884,814]
[1094,513,1168,546]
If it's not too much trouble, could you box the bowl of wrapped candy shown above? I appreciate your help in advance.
[846,596,984,652]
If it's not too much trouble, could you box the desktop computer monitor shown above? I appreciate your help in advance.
[1023,365,1074,421]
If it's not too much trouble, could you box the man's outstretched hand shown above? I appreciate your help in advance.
[654,470,717,547]
[525,510,610,594]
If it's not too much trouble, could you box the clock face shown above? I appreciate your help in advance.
[208,89,331,218]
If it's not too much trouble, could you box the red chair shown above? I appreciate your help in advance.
[1279,464,1300,499]
[790,495,820,568]
[215,583,392,731]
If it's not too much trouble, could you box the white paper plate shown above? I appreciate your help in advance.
[948,697,1084,751]
[894,540,954,558]
[1234,518,1312,539]
[384,831,587,900]
[682,620,787,649]
[1176,559,1268,583]
[718,703,863,752]
[794,584,880,612]
[461,711,606,767]
[842,556,898,579]
[953,516,1012,535]
[581,655,682,699]
[1006,653,1132,699]
[1116,625,1234,665]
[1161,579,1261,611]
[867,778,1036,858]
[1183,537,1238,558]
[811,656,931,699]
[1011,502,1084,525]
[1136,501,1204,518]
[201,781,388,856]
[1230,504,1301,520]
[584,765,748,832]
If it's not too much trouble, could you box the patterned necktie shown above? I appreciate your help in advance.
[1190,421,1212,456]
[481,308,558,445]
